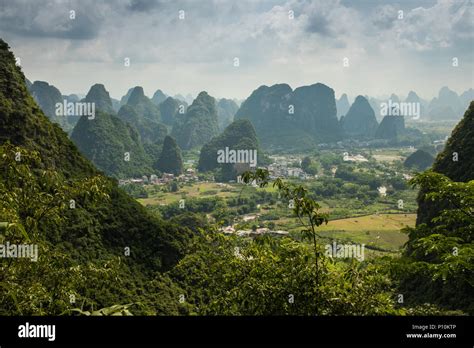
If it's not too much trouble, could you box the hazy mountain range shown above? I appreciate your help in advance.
[26,75,473,160]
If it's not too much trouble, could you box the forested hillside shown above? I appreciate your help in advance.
[396,101,474,313]
[0,39,194,315]
[171,91,220,150]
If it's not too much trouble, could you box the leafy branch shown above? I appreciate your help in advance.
[240,169,329,292]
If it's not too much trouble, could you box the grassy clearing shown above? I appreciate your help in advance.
[318,214,414,251]
[138,182,279,206]
[278,213,414,251]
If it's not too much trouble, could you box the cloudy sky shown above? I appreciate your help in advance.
[0,0,472,101]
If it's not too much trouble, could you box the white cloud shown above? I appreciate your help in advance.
[1,0,472,100]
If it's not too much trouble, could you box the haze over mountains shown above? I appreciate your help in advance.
[362,87,473,122]
[24,72,473,178]
[235,83,342,149]
[340,96,378,139]
[336,94,350,120]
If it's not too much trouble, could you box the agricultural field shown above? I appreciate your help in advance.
[134,146,425,258]
[138,175,417,255]
[138,181,278,206]
[318,213,414,251]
